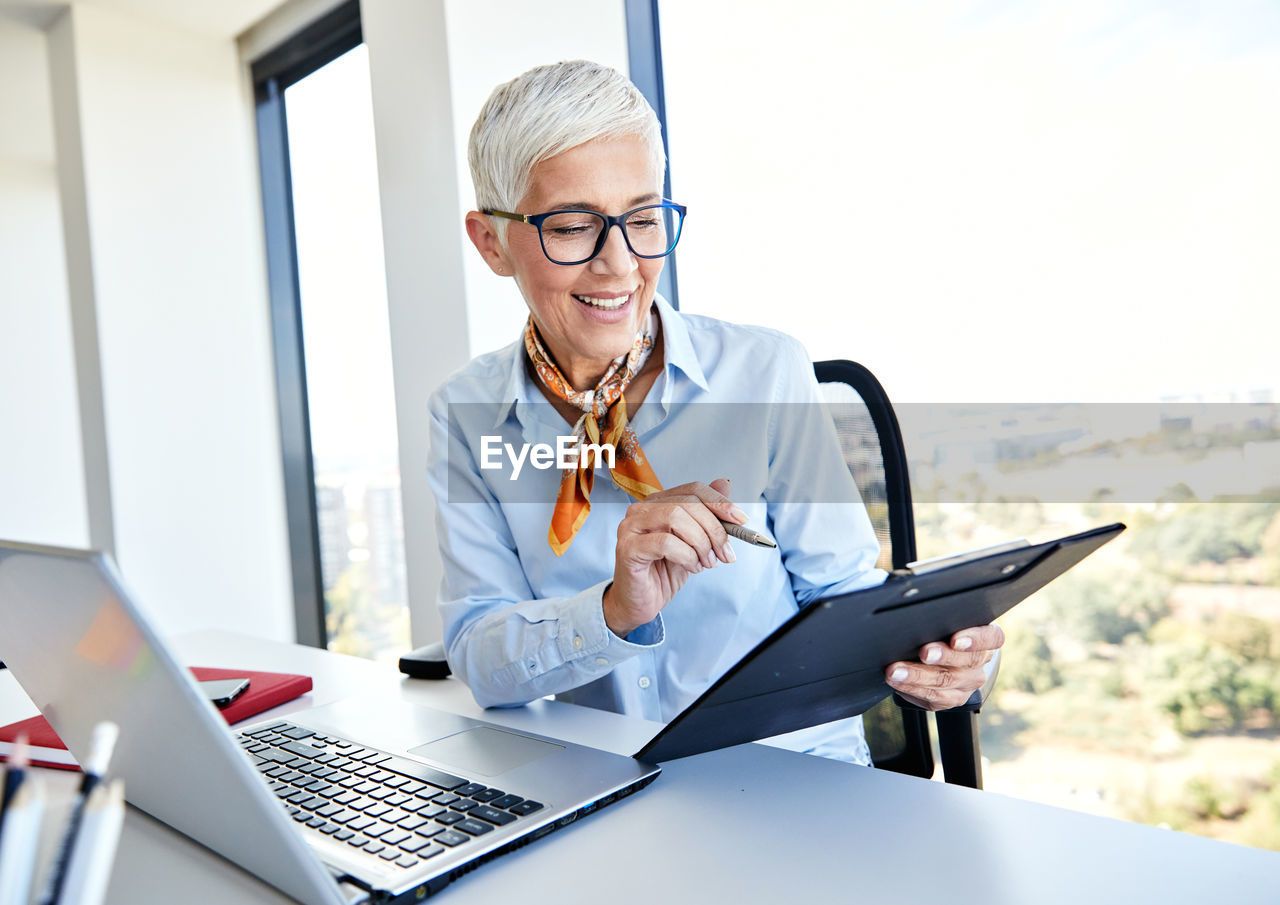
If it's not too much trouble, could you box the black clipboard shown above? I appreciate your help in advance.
[636,522,1125,762]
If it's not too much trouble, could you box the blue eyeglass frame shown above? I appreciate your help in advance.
[482,200,687,266]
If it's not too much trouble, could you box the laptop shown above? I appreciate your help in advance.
[0,540,660,905]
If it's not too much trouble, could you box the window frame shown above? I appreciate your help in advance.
[625,0,679,308]
[251,0,362,648]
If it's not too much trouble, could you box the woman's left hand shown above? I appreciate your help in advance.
[884,624,1005,710]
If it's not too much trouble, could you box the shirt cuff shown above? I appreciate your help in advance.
[554,580,665,667]
[625,615,664,646]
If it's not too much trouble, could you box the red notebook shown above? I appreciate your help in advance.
[0,666,312,771]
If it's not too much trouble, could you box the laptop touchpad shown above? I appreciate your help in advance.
[409,727,563,777]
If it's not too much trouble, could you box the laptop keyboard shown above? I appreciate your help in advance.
[238,721,544,871]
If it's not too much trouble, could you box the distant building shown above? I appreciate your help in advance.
[365,478,407,608]
[314,481,349,591]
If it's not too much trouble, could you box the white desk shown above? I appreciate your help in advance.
[4,629,1278,904]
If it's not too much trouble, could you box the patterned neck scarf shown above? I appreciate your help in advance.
[524,307,664,555]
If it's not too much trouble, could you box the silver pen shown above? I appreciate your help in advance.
[720,519,777,548]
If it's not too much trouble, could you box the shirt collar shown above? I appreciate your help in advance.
[653,293,709,393]
[489,335,528,430]
[491,293,709,431]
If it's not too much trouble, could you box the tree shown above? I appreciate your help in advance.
[1000,621,1061,693]
[1204,612,1280,663]
[324,562,374,659]
[1154,641,1248,735]
[1151,639,1280,735]
[1042,569,1172,646]
[1130,502,1280,567]
[1262,511,1280,585]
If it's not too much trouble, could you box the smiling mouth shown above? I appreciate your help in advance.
[573,293,631,311]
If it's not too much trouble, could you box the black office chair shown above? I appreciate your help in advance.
[403,359,992,787]
[815,359,989,788]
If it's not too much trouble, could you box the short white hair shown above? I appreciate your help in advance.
[468,60,666,224]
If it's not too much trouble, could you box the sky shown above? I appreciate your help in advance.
[660,0,1280,402]
[284,46,400,470]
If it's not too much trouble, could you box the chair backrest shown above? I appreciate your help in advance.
[813,359,935,779]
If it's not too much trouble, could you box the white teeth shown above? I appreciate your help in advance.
[575,294,628,310]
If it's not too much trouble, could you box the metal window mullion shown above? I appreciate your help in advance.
[254,76,327,649]
[626,0,679,309]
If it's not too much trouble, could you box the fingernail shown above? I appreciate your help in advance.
[924,646,942,665]
[728,505,749,524]
[956,636,973,651]
[723,542,736,564]
[891,667,908,683]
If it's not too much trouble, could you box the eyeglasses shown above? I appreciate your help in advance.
[483,201,687,266]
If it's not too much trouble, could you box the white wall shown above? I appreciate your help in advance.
[0,3,297,642]
[0,16,89,550]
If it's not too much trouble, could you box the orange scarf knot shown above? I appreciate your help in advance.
[524,309,664,555]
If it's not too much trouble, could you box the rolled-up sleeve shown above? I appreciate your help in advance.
[427,391,662,709]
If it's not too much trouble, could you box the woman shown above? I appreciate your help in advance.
[427,60,1002,764]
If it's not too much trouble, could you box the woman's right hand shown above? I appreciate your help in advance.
[601,478,747,638]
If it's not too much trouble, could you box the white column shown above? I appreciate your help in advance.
[0,14,89,550]
[39,4,294,641]
[361,0,471,647]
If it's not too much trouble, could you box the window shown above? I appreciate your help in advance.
[253,4,408,662]
[659,0,1280,850]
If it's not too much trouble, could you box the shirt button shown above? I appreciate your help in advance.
[595,657,608,665]
[572,636,583,650]
[638,676,651,689]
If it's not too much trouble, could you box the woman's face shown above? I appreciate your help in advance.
[469,134,666,389]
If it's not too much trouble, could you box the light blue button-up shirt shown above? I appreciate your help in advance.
[426,295,886,763]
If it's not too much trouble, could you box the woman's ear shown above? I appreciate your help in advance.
[465,211,513,276]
